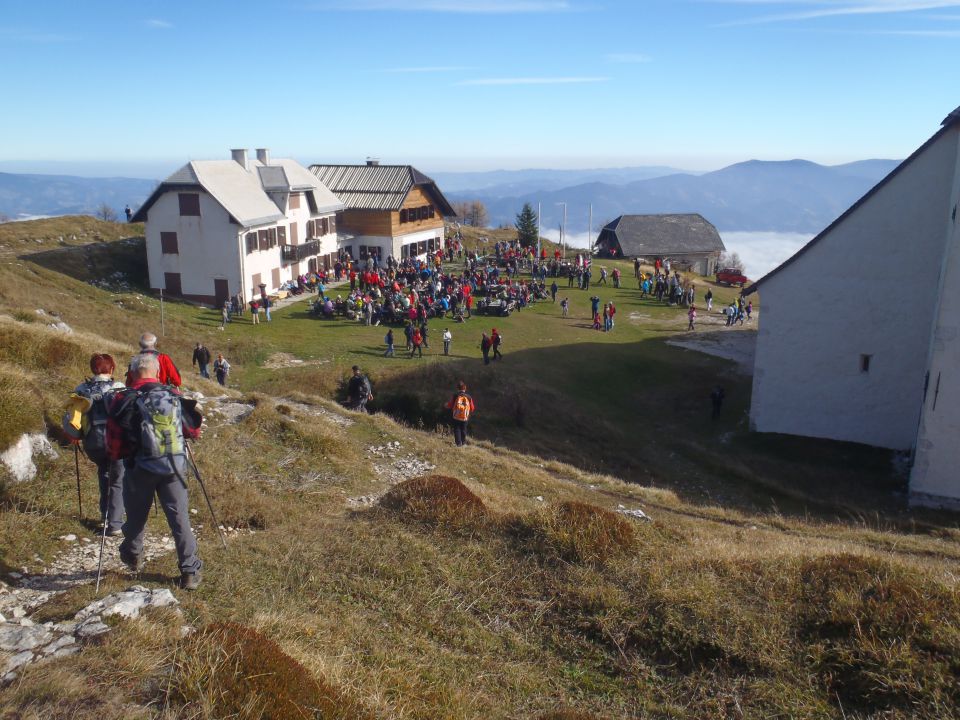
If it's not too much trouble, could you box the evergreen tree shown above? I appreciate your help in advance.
[514,202,539,248]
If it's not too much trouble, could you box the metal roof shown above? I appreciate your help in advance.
[596,214,725,257]
[309,163,456,216]
[131,157,343,226]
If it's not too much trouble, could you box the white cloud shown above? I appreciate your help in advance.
[717,0,960,24]
[0,27,70,42]
[316,0,573,12]
[605,52,652,63]
[457,76,607,85]
[147,18,174,28]
[383,66,472,73]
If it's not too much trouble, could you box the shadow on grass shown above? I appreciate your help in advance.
[366,335,908,523]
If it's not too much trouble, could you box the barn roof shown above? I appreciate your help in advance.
[131,157,343,227]
[743,104,960,296]
[309,163,456,216]
[597,214,725,256]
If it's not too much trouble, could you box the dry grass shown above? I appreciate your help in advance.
[512,500,637,565]
[172,622,374,720]
[379,474,489,532]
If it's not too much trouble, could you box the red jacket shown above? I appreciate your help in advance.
[125,350,182,387]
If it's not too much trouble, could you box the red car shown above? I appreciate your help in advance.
[715,267,748,286]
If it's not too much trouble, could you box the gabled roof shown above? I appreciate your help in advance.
[131,157,344,227]
[597,214,725,256]
[309,163,456,216]
[743,104,960,296]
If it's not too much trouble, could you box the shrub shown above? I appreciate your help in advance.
[379,474,489,532]
[795,554,960,714]
[172,622,373,720]
[516,500,636,565]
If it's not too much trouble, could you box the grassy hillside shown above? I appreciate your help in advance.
[0,217,958,719]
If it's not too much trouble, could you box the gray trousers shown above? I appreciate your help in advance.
[120,465,202,574]
[94,456,125,531]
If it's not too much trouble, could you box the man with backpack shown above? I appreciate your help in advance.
[107,352,203,589]
[444,381,475,447]
[65,353,126,536]
[346,365,373,412]
[126,332,181,387]
[192,343,211,379]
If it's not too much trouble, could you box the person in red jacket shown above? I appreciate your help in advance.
[125,332,181,387]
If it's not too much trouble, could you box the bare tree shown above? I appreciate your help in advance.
[95,203,118,222]
[451,200,488,228]
[718,251,745,271]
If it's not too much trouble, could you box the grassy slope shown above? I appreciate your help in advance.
[0,218,958,719]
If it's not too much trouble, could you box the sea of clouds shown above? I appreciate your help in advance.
[540,229,813,281]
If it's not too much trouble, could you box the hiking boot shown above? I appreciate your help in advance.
[119,547,144,572]
[179,572,202,591]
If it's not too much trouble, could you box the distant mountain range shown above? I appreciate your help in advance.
[444,159,902,235]
[0,159,902,235]
[0,173,157,219]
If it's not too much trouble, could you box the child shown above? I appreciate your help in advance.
[687,304,697,331]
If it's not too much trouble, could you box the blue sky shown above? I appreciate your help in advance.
[0,0,957,176]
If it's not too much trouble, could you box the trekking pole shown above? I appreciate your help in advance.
[74,445,83,520]
[185,442,227,550]
[95,485,110,594]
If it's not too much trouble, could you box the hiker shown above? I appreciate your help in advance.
[64,354,126,536]
[126,332,181,387]
[124,205,132,222]
[705,288,713,312]
[442,328,452,356]
[384,328,395,357]
[346,365,373,412]
[480,332,492,365]
[420,321,430,349]
[560,297,569,317]
[445,380,475,447]
[410,326,424,358]
[710,385,725,419]
[262,296,272,322]
[491,328,503,361]
[220,303,229,330]
[688,304,697,331]
[106,352,203,589]
[590,295,600,319]
[192,343,211,379]
[599,267,608,286]
[608,301,616,329]
[550,280,558,302]
[612,267,621,288]
[213,353,230,386]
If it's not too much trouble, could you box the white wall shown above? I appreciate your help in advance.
[145,191,242,302]
[750,127,959,450]
[145,188,339,303]
[911,139,960,506]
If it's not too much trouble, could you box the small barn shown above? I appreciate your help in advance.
[594,213,725,275]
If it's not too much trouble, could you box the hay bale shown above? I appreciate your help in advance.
[379,474,488,532]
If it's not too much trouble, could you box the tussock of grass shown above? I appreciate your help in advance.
[796,554,960,714]
[379,474,489,532]
[0,364,45,450]
[514,500,636,565]
[172,622,373,720]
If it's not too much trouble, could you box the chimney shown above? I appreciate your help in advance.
[231,148,248,170]
[256,148,270,165]
[366,157,380,166]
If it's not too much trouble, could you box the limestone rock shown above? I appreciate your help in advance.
[1,434,58,484]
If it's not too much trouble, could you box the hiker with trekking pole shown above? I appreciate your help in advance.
[62,354,127,535]
[104,352,208,590]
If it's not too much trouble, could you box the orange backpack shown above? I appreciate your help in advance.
[452,393,471,422]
